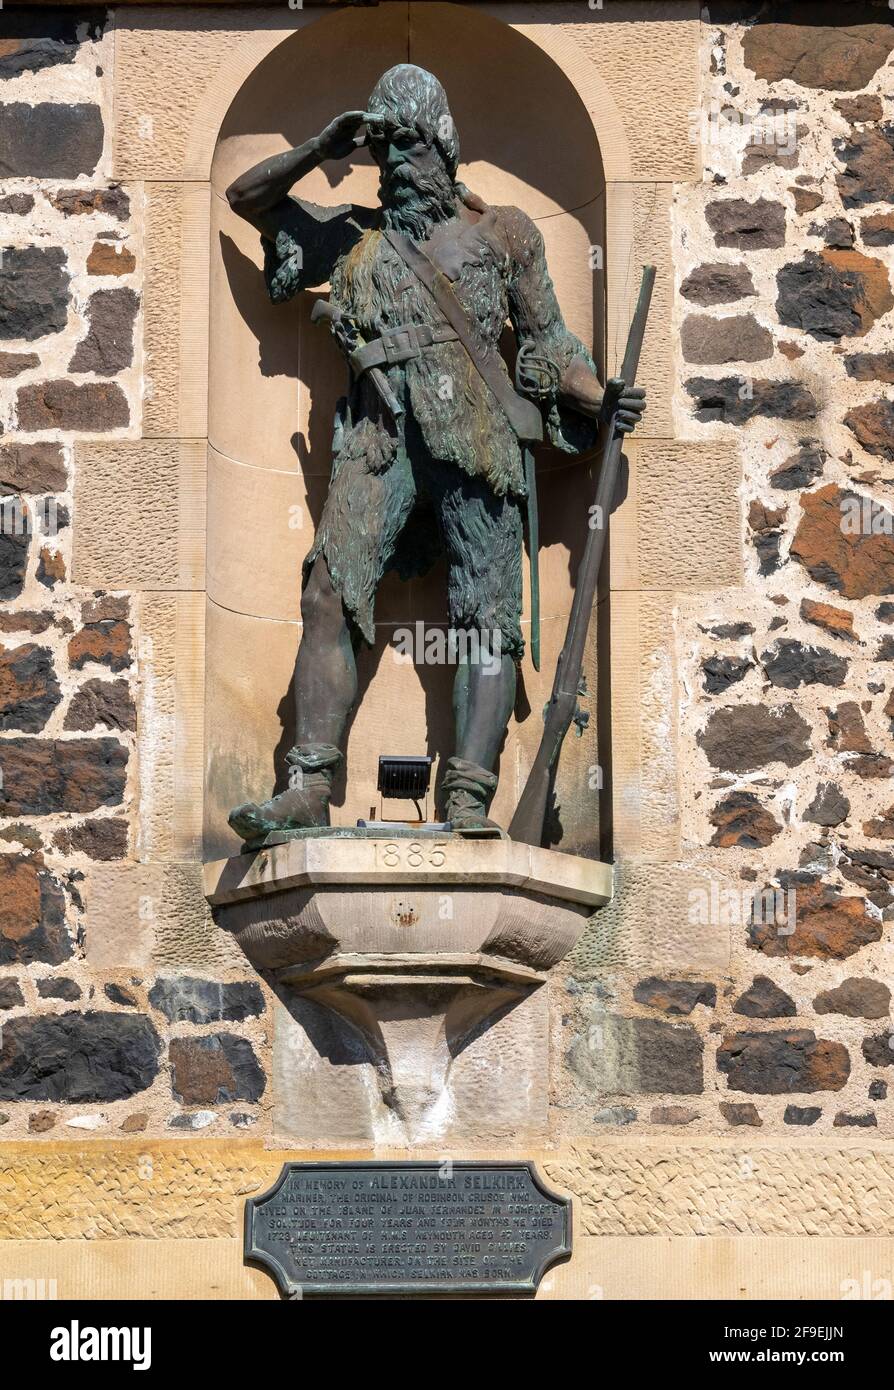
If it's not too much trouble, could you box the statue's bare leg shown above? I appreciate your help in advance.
[453,652,516,769]
[228,556,356,845]
[294,554,358,747]
[444,648,516,831]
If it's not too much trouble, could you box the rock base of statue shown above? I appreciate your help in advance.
[204,833,611,1144]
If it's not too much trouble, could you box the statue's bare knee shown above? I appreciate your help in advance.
[301,555,344,636]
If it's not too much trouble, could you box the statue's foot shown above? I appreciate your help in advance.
[442,756,501,836]
[447,804,502,833]
[229,743,344,849]
[228,784,331,849]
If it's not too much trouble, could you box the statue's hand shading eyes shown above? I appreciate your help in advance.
[315,110,372,162]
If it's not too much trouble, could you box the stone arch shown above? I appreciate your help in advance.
[170,5,633,187]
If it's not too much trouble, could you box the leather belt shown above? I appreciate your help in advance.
[349,322,458,375]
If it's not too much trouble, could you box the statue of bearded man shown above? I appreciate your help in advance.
[226,63,645,846]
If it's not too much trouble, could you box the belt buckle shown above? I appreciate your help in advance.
[382,326,416,363]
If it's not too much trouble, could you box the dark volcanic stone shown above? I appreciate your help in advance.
[82,595,129,624]
[16,380,129,432]
[733,975,797,1018]
[742,133,802,176]
[813,218,856,250]
[705,197,786,250]
[776,249,893,341]
[53,817,127,860]
[50,187,130,221]
[63,678,135,732]
[632,977,716,1017]
[699,621,754,639]
[710,792,781,849]
[69,288,138,376]
[799,598,855,641]
[0,1011,160,1102]
[743,5,894,90]
[861,1030,894,1066]
[770,442,825,489]
[0,9,106,79]
[748,497,787,575]
[650,1105,698,1125]
[169,1034,265,1105]
[717,1030,850,1093]
[104,983,137,1006]
[784,1104,821,1125]
[0,247,70,342]
[0,737,127,815]
[0,503,29,601]
[791,187,823,215]
[863,803,894,839]
[0,978,24,1009]
[0,193,33,216]
[791,485,894,598]
[702,653,752,693]
[149,976,265,1026]
[698,702,811,774]
[0,103,103,179]
[0,443,66,495]
[760,638,848,690]
[87,242,136,277]
[68,621,131,673]
[754,530,783,575]
[36,976,80,1002]
[834,1111,877,1127]
[804,781,850,827]
[870,1079,887,1100]
[36,547,65,590]
[0,854,70,965]
[749,879,880,961]
[836,95,884,123]
[686,376,816,424]
[845,351,894,383]
[0,352,38,377]
[679,263,755,306]
[750,499,786,537]
[719,1101,762,1128]
[845,399,894,460]
[814,977,890,1019]
[836,125,894,208]
[681,313,773,364]
[0,644,61,732]
[861,212,894,246]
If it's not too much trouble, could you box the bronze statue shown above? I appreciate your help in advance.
[226,64,645,846]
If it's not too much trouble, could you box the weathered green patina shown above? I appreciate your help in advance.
[224,64,645,846]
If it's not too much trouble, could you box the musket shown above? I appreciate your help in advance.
[508,265,656,847]
[310,298,404,421]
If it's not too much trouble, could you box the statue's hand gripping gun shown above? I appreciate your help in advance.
[310,298,403,421]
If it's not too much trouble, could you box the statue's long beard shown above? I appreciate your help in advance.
[380,162,457,240]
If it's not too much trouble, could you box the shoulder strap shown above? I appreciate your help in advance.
[383,227,543,444]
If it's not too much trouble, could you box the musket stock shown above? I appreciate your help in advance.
[508,265,656,847]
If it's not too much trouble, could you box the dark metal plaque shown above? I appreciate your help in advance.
[244,1161,571,1297]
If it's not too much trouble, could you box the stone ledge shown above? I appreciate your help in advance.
[203,835,613,909]
[546,1136,894,1238]
[2,1139,894,1241]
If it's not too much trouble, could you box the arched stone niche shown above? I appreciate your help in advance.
[204,1,613,859]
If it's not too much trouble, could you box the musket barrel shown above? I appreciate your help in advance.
[508,265,656,847]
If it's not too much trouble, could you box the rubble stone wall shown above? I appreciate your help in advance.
[1,4,894,1296]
